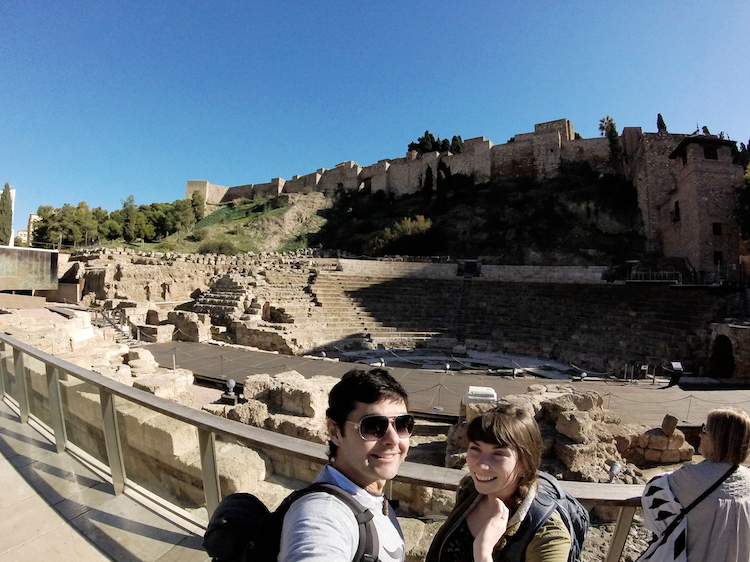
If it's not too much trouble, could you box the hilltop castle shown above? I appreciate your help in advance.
[187,119,745,282]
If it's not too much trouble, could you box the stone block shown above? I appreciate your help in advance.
[215,441,271,493]
[228,399,269,427]
[555,411,593,444]
[275,370,327,418]
[170,391,196,407]
[660,448,681,463]
[132,373,189,399]
[243,373,280,404]
[203,403,232,417]
[128,347,157,364]
[667,429,685,450]
[644,448,662,462]
[644,428,668,450]
[93,364,133,386]
[678,441,695,461]
[264,413,328,444]
[661,414,679,437]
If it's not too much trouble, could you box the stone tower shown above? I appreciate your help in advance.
[663,136,744,282]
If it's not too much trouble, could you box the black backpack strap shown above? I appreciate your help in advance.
[500,494,556,562]
[281,482,380,562]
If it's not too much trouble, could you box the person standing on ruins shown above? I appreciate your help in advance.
[278,368,414,562]
[638,406,750,562]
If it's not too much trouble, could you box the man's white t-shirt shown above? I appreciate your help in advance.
[278,465,405,562]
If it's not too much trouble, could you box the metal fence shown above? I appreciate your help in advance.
[0,332,643,562]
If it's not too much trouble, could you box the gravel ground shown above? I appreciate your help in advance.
[582,517,654,562]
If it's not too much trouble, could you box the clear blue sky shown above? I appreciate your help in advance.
[2,1,749,233]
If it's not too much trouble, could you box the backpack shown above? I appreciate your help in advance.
[502,472,590,562]
[202,482,380,562]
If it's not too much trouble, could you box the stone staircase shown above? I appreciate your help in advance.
[307,272,732,370]
[93,308,144,347]
[193,274,253,323]
[309,274,452,343]
[193,262,735,371]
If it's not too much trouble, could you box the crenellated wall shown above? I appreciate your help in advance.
[185,119,744,279]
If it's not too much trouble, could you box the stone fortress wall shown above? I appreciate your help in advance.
[185,119,745,280]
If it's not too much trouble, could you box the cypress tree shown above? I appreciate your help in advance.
[657,114,668,134]
[0,184,13,245]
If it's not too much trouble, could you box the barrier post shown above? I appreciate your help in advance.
[46,364,68,453]
[604,506,636,562]
[100,387,126,495]
[0,342,6,401]
[14,348,29,424]
[198,428,221,516]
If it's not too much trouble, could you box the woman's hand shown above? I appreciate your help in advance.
[473,497,509,562]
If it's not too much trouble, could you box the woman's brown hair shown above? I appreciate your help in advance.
[466,403,542,508]
[705,407,750,464]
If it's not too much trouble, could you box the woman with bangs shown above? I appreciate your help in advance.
[426,404,571,562]
[639,406,750,562]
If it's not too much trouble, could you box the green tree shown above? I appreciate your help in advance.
[75,201,99,245]
[121,194,138,242]
[102,218,123,240]
[191,191,205,221]
[450,136,464,153]
[657,114,668,134]
[0,184,12,245]
[423,166,434,194]
[599,116,624,174]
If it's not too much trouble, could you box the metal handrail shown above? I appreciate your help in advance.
[0,332,643,562]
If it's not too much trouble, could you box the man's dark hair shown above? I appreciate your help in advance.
[326,368,409,460]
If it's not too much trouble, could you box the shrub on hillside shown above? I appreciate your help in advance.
[190,228,210,242]
[375,215,435,255]
[157,240,177,252]
[198,239,238,255]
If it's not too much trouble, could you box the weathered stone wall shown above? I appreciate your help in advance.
[660,141,743,280]
[709,322,750,381]
[386,154,434,196]
[631,133,686,253]
[284,171,323,194]
[559,137,610,172]
[184,120,741,281]
[337,258,458,279]
[479,265,608,283]
[535,119,575,140]
[446,137,493,183]
[317,161,362,192]
[359,160,391,194]
[491,136,536,179]
[186,180,229,206]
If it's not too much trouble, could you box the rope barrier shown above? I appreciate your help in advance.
[387,349,423,365]
[569,363,616,377]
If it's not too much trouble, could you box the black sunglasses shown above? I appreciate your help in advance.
[347,414,415,441]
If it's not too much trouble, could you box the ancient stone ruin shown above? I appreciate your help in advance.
[58,246,747,380]
[445,384,653,485]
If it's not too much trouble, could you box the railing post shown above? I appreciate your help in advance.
[13,348,30,424]
[99,387,126,495]
[198,428,221,517]
[0,342,6,401]
[46,364,68,453]
[604,506,637,562]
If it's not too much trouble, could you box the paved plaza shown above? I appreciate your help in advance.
[149,342,750,428]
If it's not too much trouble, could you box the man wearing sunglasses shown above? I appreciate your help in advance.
[279,368,414,562]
